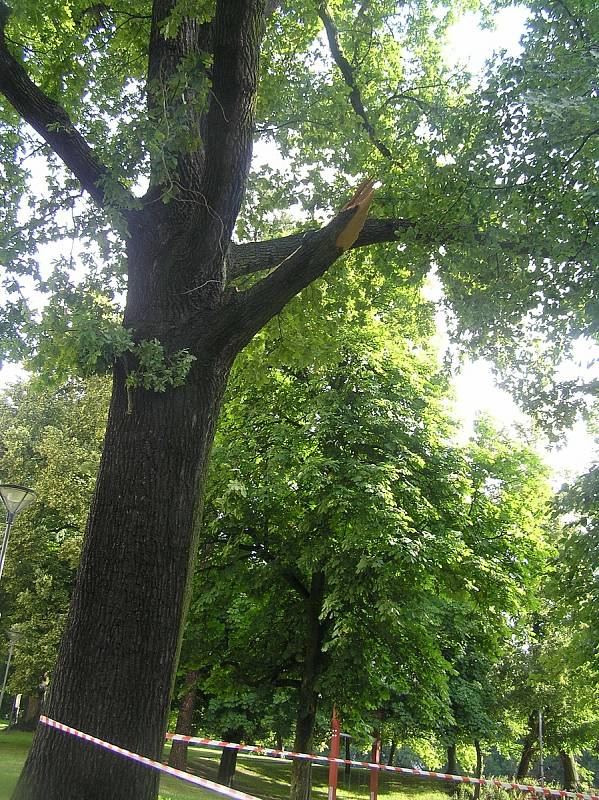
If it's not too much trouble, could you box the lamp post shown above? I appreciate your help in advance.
[538,708,545,787]
[0,629,20,719]
[0,484,36,581]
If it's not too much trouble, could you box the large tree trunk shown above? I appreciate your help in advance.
[559,751,579,791]
[289,572,327,800]
[8,0,274,792]
[168,669,200,771]
[9,189,370,800]
[12,356,231,800]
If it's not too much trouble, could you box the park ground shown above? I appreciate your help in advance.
[0,725,452,800]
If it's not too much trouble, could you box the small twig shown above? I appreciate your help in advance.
[318,2,393,161]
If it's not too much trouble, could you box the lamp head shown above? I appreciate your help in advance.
[0,484,36,516]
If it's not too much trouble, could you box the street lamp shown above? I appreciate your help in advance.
[0,484,36,581]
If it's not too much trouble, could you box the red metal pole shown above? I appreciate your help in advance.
[369,733,381,800]
[328,707,341,800]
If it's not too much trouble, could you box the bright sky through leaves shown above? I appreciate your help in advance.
[442,6,598,481]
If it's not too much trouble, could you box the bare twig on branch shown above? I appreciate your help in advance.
[318,1,393,160]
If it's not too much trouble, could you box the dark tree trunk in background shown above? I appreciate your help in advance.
[289,572,327,800]
[217,741,241,787]
[12,695,42,732]
[168,669,200,771]
[387,739,397,767]
[559,751,579,791]
[515,713,537,781]
[446,743,459,775]
[473,740,483,800]
[515,740,536,781]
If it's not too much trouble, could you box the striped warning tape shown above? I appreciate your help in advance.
[39,716,261,800]
[165,732,599,800]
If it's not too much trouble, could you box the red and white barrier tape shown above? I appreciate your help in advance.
[40,716,261,800]
[165,732,599,800]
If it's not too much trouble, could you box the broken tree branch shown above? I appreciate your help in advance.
[226,181,376,349]
[228,217,415,279]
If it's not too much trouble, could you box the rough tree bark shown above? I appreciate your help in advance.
[168,669,200,771]
[289,571,328,800]
[217,731,244,788]
[559,751,579,791]
[515,713,538,782]
[0,2,399,799]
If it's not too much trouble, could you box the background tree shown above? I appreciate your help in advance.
[0,377,108,722]
[439,0,599,429]
[184,316,553,800]
[553,462,599,678]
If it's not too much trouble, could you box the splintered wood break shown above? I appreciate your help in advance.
[335,178,376,252]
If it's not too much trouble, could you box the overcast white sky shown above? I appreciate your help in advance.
[1,6,596,483]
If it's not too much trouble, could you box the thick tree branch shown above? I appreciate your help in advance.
[228,217,562,283]
[0,2,132,209]
[229,217,414,279]
[199,0,265,240]
[146,0,212,189]
[318,1,393,161]
[227,182,375,348]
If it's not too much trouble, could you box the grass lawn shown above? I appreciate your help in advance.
[0,725,450,800]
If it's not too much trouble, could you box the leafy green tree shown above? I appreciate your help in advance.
[186,326,552,800]
[504,628,599,790]
[384,419,552,785]
[0,377,109,715]
[439,0,599,428]
[516,467,599,789]
[0,1,596,797]
[167,537,296,776]
[197,320,463,800]
[553,464,599,675]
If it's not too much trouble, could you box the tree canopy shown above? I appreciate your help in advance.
[0,1,597,799]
